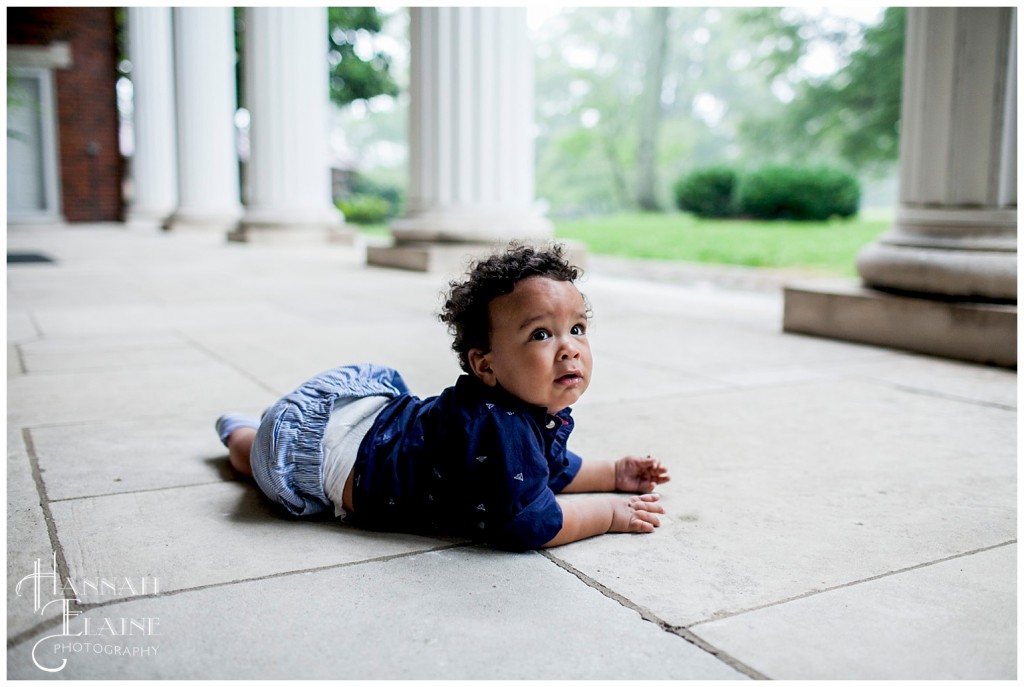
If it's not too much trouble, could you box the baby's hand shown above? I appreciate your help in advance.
[615,455,670,493]
[609,494,664,534]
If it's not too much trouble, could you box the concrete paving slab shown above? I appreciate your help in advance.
[692,343,1016,408]
[848,353,1016,408]
[8,344,24,378]
[6,428,57,640]
[187,319,463,398]
[596,313,895,380]
[193,321,733,409]
[29,414,233,501]
[133,243,447,320]
[690,544,1017,679]
[6,362,279,427]
[48,481,448,603]
[18,333,213,373]
[27,302,314,338]
[7,547,747,680]
[582,274,783,330]
[587,254,833,293]
[7,308,39,344]
[7,269,155,307]
[559,379,1016,628]
[577,352,731,405]
[6,225,1015,680]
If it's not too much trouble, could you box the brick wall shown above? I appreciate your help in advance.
[8,7,124,222]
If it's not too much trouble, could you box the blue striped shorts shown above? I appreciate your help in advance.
[250,363,410,517]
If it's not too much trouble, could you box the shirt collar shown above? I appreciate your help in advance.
[457,374,574,426]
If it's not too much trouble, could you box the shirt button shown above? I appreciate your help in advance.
[546,419,557,429]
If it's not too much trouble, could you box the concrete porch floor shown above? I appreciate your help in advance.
[6,223,1017,679]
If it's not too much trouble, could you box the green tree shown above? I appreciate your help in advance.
[533,7,792,215]
[739,8,906,174]
[635,6,672,211]
[328,7,399,107]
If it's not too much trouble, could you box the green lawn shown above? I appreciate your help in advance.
[352,210,892,277]
[553,211,892,276]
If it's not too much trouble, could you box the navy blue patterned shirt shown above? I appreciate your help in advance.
[351,374,583,550]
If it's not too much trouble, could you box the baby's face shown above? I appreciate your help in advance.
[470,276,592,414]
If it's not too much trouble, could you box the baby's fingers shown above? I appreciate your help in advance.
[629,508,661,531]
[641,476,670,492]
[638,461,671,486]
[646,461,671,482]
[631,493,664,511]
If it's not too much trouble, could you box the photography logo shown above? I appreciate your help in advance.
[15,552,160,673]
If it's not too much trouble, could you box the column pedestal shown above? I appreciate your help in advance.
[784,281,1016,367]
[783,8,1017,367]
[367,238,588,275]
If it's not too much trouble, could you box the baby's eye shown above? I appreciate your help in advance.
[571,323,587,335]
[530,329,551,341]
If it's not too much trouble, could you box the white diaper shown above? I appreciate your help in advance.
[322,395,391,519]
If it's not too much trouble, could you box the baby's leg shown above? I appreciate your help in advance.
[226,428,256,478]
[215,414,260,478]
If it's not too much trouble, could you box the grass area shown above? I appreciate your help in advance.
[352,223,391,236]
[553,211,892,276]
[351,210,893,277]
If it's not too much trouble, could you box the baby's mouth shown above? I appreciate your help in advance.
[556,372,582,384]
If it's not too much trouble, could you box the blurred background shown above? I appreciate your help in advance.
[9,6,907,276]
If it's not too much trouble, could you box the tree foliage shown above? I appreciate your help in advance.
[533,7,904,215]
[534,7,786,215]
[739,8,906,174]
[328,7,399,107]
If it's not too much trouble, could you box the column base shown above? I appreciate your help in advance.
[390,207,554,244]
[783,279,1016,368]
[230,208,351,244]
[857,242,1017,302]
[228,225,357,244]
[125,207,173,232]
[367,239,588,275]
[164,210,242,234]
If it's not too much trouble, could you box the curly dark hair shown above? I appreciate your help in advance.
[440,242,584,374]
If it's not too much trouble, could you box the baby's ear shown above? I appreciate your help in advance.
[467,349,496,386]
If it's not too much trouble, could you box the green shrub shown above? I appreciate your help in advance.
[673,166,739,218]
[735,166,860,221]
[338,194,392,225]
[349,174,404,216]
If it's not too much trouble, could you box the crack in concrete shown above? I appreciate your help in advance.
[859,376,1016,412]
[12,418,473,652]
[10,428,85,648]
[47,480,232,504]
[685,539,1017,629]
[176,329,285,398]
[6,542,471,650]
[540,551,769,680]
[13,342,28,375]
[542,540,1017,679]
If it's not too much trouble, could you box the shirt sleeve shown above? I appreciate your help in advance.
[549,449,584,493]
[467,412,565,551]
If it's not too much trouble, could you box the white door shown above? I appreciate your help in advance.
[7,67,63,223]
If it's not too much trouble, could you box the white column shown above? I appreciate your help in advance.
[234,7,344,242]
[857,7,1017,301]
[390,7,551,243]
[126,7,177,229]
[165,8,242,233]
